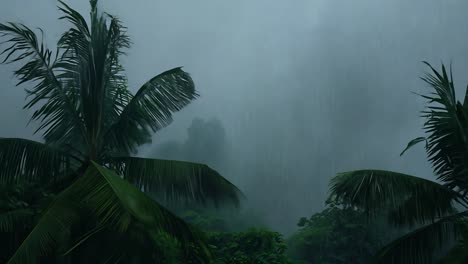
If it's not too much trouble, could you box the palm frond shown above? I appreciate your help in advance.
[420,62,468,191]
[56,1,132,158]
[0,209,35,232]
[98,14,132,153]
[70,162,209,254]
[110,157,243,207]
[329,170,464,226]
[0,22,86,147]
[103,67,198,154]
[400,137,427,156]
[0,138,78,185]
[7,196,81,264]
[438,221,468,263]
[8,162,210,262]
[64,224,191,263]
[373,211,468,264]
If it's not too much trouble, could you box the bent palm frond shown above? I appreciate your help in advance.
[420,62,468,191]
[9,162,210,263]
[329,170,464,225]
[0,138,77,184]
[0,22,86,147]
[373,211,468,264]
[73,162,204,239]
[64,223,196,263]
[7,196,82,264]
[110,157,243,207]
[104,67,198,154]
[70,162,209,257]
[400,137,427,156]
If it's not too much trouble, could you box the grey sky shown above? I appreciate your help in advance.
[1,0,468,233]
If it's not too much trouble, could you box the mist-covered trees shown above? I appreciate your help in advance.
[151,118,229,170]
[0,0,242,262]
[329,62,468,263]
[287,199,401,264]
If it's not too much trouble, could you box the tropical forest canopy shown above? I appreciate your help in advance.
[1,0,468,263]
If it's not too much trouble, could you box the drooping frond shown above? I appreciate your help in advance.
[0,138,77,185]
[110,157,243,207]
[0,22,86,147]
[7,196,82,264]
[64,223,196,263]
[103,67,198,154]
[373,211,468,264]
[71,162,204,239]
[8,162,210,263]
[329,170,463,226]
[420,62,468,191]
[400,137,427,156]
[71,162,209,258]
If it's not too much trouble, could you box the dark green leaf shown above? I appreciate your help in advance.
[400,137,427,156]
[373,211,468,264]
[329,170,463,225]
[103,67,198,154]
[111,157,244,207]
[0,138,77,185]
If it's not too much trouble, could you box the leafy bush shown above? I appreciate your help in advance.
[177,209,296,263]
[208,229,295,264]
[287,200,395,264]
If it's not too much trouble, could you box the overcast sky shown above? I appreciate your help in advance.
[1,0,468,233]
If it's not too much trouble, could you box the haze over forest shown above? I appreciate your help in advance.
[1,0,468,234]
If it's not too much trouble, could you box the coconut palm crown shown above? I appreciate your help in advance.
[0,0,242,262]
[329,62,468,263]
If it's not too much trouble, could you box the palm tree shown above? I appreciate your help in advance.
[0,0,242,262]
[329,62,468,263]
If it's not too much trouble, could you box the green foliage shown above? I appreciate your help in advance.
[0,0,242,262]
[328,62,468,263]
[111,157,242,207]
[330,170,462,226]
[207,229,295,264]
[176,206,267,233]
[175,209,296,264]
[438,221,468,263]
[288,200,394,264]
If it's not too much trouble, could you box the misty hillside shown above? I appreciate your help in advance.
[1,0,468,263]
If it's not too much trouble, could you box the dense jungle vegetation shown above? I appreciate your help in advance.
[1,0,468,263]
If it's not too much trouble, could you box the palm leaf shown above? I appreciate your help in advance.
[55,0,133,159]
[64,224,190,263]
[0,138,77,185]
[0,22,86,148]
[0,209,35,232]
[400,137,427,156]
[7,196,82,264]
[419,62,468,191]
[110,157,243,207]
[329,170,465,226]
[8,162,210,263]
[373,211,468,264]
[103,67,198,154]
[99,15,132,142]
[73,162,210,259]
[438,221,468,264]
